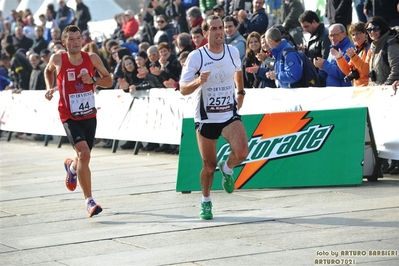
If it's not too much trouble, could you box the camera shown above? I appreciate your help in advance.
[344,69,360,83]
[265,57,275,71]
[368,70,377,82]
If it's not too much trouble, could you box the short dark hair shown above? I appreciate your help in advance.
[202,15,223,32]
[190,27,203,36]
[298,10,320,24]
[223,16,239,27]
[136,51,148,60]
[61,25,82,40]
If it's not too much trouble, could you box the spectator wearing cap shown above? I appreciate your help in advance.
[122,10,139,41]
[4,43,32,92]
[213,5,226,19]
[73,0,91,32]
[200,0,217,17]
[31,26,48,55]
[40,49,51,69]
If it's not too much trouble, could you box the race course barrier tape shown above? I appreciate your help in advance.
[0,86,397,158]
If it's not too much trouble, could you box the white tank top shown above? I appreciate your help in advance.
[180,44,242,123]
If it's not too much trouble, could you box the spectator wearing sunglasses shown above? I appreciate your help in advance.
[365,16,399,86]
[153,14,175,49]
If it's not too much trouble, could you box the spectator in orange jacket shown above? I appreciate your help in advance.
[122,10,139,41]
[330,21,370,86]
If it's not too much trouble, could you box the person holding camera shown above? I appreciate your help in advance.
[313,23,354,87]
[330,22,370,86]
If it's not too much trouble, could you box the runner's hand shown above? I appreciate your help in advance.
[45,88,56,101]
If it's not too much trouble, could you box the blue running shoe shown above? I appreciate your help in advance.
[64,158,77,191]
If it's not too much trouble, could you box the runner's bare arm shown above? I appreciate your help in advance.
[234,70,245,109]
[234,70,244,92]
[89,53,112,87]
[45,53,60,90]
[44,53,61,100]
[180,70,210,96]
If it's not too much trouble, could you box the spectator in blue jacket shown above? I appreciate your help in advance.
[237,0,269,39]
[265,27,303,89]
[314,23,354,87]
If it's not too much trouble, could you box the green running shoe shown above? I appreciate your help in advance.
[200,201,213,220]
[218,160,234,193]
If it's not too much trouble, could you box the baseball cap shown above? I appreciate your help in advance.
[273,24,286,34]
[213,5,224,11]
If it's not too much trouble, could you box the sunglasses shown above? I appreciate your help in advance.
[156,20,165,23]
[366,26,380,33]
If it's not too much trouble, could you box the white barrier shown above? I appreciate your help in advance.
[0,87,398,158]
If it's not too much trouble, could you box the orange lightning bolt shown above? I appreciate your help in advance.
[235,111,312,189]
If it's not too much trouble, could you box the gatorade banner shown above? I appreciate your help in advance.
[176,107,367,191]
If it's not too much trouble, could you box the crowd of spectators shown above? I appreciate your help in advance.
[0,0,399,171]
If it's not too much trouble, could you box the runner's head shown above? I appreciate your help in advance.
[201,15,224,46]
[61,25,83,55]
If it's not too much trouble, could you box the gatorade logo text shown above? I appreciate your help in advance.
[218,111,335,189]
[217,125,333,163]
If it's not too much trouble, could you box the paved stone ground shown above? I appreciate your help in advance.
[0,135,398,266]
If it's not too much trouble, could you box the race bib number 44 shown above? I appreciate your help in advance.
[69,91,95,118]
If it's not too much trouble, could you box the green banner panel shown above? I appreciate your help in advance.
[176,108,367,192]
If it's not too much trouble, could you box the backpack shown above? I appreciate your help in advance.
[282,47,320,88]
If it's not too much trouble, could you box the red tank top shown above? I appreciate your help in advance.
[57,51,96,123]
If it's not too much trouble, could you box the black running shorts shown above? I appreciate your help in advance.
[63,117,97,150]
[195,115,242,140]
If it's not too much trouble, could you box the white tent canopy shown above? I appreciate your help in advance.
[67,0,124,22]
[16,0,43,14]
[0,0,19,19]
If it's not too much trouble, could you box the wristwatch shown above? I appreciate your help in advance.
[92,76,97,84]
[237,90,246,95]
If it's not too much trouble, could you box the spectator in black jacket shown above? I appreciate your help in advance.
[325,0,352,32]
[73,0,91,32]
[28,53,45,90]
[12,26,33,52]
[166,0,189,34]
[364,0,399,27]
[298,10,331,86]
[4,43,32,92]
[31,26,48,54]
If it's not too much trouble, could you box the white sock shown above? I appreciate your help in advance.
[70,162,76,174]
[202,195,211,202]
[223,161,233,175]
[85,197,94,204]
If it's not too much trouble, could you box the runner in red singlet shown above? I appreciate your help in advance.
[44,25,112,217]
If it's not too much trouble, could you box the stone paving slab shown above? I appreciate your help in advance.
[0,137,398,266]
